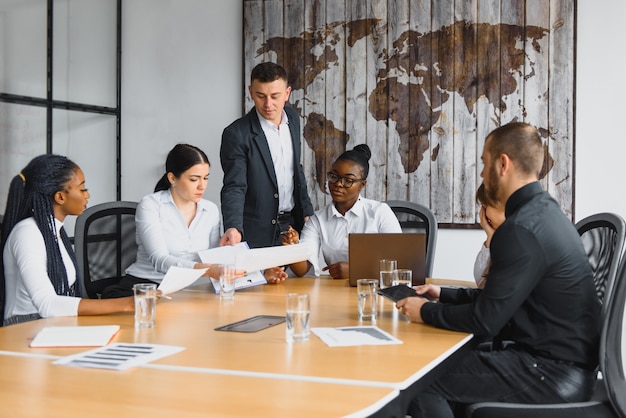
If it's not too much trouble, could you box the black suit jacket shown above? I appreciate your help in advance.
[220,106,314,248]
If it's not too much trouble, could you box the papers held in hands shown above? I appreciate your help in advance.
[198,241,313,294]
[29,325,121,348]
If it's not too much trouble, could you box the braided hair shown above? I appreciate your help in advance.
[1,155,81,317]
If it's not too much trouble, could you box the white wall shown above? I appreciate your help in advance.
[122,0,243,202]
[121,0,626,282]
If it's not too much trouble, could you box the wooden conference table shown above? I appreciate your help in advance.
[0,278,473,417]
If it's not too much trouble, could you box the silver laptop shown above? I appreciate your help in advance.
[348,233,426,287]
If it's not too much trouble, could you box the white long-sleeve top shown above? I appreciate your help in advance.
[125,190,221,282]
[473,244,491,287]
[3,217,81,319]
[299,196,402,276]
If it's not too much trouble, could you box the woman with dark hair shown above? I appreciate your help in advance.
[101,143,286,298]
[1,154,134,326]
[283,144,401,279]
[473,183,505,288]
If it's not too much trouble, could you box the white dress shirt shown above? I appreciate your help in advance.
[299,196,402,276]
[258,109,295,213]
[125,190,221,282]
[3,217,81,319]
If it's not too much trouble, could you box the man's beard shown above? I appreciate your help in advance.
[486,163,500,203]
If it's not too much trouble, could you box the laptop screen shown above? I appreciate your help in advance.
[348,233,426,287]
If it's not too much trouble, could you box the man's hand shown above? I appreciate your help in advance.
[219,228,242,246]
[396,296,429,323]
[395,284,440,323]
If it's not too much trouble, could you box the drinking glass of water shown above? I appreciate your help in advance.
[379,259,397,289]
[286,293,310,343]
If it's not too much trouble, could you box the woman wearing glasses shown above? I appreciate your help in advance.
[283,144,401,279]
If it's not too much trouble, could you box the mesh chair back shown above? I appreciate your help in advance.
[600,255,626,416]
[576,213,626,308]
[385,200,438,277]
[74,201,138,299]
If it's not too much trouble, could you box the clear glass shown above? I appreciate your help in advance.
[286,293,310,343]
[219,264,236,300]
[379,259,398,289]
[393,269,413,287]
[133,283,157,328]
[357,279,378,321]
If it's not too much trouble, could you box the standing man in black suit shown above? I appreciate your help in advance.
[219,62,314,272]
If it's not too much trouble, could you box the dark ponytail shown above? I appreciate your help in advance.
[154,144,210,192]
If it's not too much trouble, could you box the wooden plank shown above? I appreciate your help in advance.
[345,0,369,201]
[364,0,388,201]
[243,0,265,112]
[408,0,433,208]
[475,0,501,222]
[524,0,551,192]
[303,0,329,210]
[322,0,347,209]
[499,1,525,125]
[385,0,411,200]
[429,1,455,223]
[548,0,575,220]
[452,1,479,224]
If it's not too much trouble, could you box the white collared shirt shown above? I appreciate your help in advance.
[125,190,221,282]
[299,196,402,276]
[257,109,295,213]
[3,217,81,319]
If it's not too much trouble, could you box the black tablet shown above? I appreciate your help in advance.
[214,315,286,333]
[378,284,436,303]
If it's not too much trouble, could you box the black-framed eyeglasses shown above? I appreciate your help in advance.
[326,172,366,188]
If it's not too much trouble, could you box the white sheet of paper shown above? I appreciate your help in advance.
[157,266,207,295]
[197,242,250,266]
[198,242,312,273]
[198,243,266,293]
[54,343,185,370]
[235,243,313,272]
[29,325,121,348]
[311,326,403,347]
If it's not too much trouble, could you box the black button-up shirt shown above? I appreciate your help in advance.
[421,182,601,368]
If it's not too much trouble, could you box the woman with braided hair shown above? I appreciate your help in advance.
[1,154,134,326]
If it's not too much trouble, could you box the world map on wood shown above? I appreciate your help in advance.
[244,0,575,225]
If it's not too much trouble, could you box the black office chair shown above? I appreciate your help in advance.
[466,253,626,418]
[465,212,626,418]
[73,201,138,299]
[385,200,438,277]
[575,212,626,309]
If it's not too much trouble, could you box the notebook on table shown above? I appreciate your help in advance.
[348,233,426,287]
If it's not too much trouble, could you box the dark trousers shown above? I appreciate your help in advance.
[100,275,158,299]
[409,346,597,418]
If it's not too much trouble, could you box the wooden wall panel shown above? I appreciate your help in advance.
[243,0,575,225]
